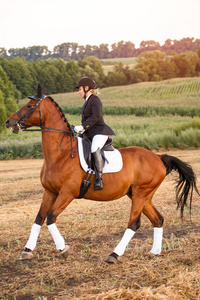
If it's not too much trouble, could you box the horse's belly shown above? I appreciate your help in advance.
[84,177,130,201]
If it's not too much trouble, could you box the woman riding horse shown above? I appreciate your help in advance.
[74,77,115,190]
[5,84,199,263]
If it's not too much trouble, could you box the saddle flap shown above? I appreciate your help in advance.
[81,135,92,167]
[77,137,123,174]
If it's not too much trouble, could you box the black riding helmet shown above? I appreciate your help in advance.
[75,77,96,89]
[75,77,97,99]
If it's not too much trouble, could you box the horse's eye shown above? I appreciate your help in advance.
[27,105,32,108]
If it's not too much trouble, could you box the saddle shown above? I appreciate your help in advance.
[77,134,114,199]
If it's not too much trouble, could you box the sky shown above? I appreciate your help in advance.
[0,0,200,51]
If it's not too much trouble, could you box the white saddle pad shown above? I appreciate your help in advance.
[77,137,123,173]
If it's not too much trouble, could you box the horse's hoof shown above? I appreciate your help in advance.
[60,245,70,259]
[105,255,118,264]
[146,251,162,259]
[148,250,161,256]
[19,251,33,260]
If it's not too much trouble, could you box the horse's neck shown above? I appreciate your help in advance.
[41,109,71,162]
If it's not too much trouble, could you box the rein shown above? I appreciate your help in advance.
[15,97,77,158]
[22,125,77,158]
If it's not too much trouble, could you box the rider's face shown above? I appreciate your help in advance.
[78,86,90,99]
[78,86,85,98]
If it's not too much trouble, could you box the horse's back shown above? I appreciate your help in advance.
[119,146,166,183]
[119,146,163,165]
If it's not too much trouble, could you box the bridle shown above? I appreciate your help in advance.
[16,97,43,130]
[15,96,77,157]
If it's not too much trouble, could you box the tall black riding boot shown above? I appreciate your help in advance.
[93,148,103,190]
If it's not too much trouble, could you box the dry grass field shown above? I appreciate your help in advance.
[0,150,200,300]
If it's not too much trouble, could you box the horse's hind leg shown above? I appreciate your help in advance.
[105,181,165,264]
[105,188,149,264]
[19,189,57,260]
[142,200,164,255]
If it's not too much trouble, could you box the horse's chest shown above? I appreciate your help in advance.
[41,168,61,193]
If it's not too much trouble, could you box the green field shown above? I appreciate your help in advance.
[101,57,138,74]
[1,77,200,159]
[101,57,138,65]
[41,77,200,108]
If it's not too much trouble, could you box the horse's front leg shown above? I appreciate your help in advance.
[19,189,57,260]
[46,189,74,258]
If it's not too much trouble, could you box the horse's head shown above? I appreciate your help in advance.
[6,83,46,134]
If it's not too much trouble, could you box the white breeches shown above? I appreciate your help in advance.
[91,135,108,153]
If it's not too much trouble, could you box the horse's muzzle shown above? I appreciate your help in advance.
[5,118,20,134]
[5,119,11,128]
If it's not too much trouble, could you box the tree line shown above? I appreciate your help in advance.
[0,37,200,62]
[1,46,200,135]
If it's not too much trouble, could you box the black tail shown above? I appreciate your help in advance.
[161,154,199,218]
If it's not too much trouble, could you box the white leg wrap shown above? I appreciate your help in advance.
[114,228,135,256]
[25,223,41,251]
[48,223,65,251]
[149,227,163,255]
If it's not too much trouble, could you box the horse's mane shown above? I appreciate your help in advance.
[35,83,71,128]
[47,96,71,128]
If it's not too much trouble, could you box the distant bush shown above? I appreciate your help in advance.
[63,107,82,115]
[113,128,200,150]
[0,140,43,160]
[2,77,200,159]
[1,125,200,159]
[63,106,200,117]
[173,119,200,134]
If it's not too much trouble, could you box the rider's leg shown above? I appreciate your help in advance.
[91,135,108,190]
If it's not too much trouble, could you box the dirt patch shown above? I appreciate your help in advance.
[0,150,200,300]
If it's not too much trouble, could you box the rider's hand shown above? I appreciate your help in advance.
[74,125,85,134]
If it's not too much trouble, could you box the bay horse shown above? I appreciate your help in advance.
[5,84,199,263]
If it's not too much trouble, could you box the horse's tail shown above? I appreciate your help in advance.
[160,154,199,218]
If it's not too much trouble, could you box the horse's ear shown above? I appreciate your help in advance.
[37,82,43,98]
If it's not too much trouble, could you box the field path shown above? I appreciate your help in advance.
[0,150,200,300]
